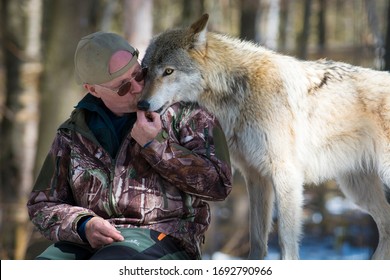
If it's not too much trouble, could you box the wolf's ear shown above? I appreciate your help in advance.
[189,13,209,50]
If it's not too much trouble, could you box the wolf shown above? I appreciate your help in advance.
[137,14,390,259]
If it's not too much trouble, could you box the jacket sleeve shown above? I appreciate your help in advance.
[26,131,96,244]
[140,104,232,201]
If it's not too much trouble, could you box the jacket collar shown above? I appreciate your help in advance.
[60,93,136,158]
[58,94,107,145]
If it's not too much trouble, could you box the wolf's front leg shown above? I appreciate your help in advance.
[244,170,275,259]
[272,169,304,260]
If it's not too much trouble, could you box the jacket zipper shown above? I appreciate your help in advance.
[67,114,133,219]
[107,134,133,219]
[68,124,120,218]
[108,160,118,218]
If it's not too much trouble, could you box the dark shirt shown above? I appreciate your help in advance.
[75,93,136,158]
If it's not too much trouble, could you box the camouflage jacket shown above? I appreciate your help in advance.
[27,98,232,259]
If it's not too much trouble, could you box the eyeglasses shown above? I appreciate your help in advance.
[97,68,147,96]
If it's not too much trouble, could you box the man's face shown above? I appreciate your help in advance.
[87,49,145,115]
[94,62,145,115]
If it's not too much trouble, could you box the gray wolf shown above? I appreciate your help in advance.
[137,14,390,259]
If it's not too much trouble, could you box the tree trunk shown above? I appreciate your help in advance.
[239,0,260,42]
[297,0,312,59]
[279,0,292,52]
[0,0,43,259]
[365,0,385,69]
[317,0,327,54]
[34,0,96,176]
[123,0,153,60]
[264,0,280,50]
[384,0,390,71]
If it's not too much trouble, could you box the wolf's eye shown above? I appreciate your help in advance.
[163,68,174,76]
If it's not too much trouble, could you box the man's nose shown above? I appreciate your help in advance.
[131,79,144,93]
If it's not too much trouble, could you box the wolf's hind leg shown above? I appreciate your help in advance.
[337,172,390,259]
[244,169,274,259]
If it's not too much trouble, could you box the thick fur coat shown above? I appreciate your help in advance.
[138,14,390,259]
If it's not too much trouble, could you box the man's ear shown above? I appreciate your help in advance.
[84,84,99,97]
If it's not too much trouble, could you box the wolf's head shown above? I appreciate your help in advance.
[137,14,210,113]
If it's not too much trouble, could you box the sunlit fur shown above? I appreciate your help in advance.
[139,14,390,260]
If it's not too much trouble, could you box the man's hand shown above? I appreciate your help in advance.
[131,111,162,146]
[85,217,124,248]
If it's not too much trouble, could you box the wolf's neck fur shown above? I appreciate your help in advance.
[196,32,280,135]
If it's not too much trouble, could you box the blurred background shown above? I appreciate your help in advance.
[1,0,390,260]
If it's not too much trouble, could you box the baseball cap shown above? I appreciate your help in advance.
[74,31,139,85]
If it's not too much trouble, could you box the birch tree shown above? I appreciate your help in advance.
[0,0,42,259]
[123,0,154,59]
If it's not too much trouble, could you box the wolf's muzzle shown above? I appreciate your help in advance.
[137,100,150,111]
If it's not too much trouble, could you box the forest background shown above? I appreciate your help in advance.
[1,0,390,260]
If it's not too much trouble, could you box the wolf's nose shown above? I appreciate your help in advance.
[137,100,150,111]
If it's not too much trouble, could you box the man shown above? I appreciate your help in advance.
[27,31,232,260]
